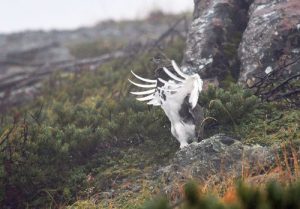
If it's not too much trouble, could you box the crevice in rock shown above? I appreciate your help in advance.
[182,0,253,87]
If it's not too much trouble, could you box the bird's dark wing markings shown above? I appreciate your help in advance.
[178,95,195,124]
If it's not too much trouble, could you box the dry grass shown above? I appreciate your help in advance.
[164,140,300,208]
[221,140,300,205]
[66,139,300,209]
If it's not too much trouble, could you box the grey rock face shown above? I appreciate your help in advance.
[159,134,275,183]
[238,0,300,85]
[183,0,251,84]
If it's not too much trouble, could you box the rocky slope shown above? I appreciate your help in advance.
[0,14,189,111]
[0,15,186,64]
[163,0,299,179]
[155,0,299,197]
[1,1,299,208]
[1,0,299,110]
[130,0,300,201]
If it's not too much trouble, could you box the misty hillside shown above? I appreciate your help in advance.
[1,1,300,209]
[0,12,190,111]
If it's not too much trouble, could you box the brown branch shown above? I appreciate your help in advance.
[273,89,300,100]
[249,55,300,107]
[265,73,300,97]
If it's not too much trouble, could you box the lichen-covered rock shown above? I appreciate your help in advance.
[183,0,251,85]
[238,0,300,85]
[158,134,275,184]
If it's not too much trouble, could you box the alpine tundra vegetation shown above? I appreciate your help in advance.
[0,0,300,208]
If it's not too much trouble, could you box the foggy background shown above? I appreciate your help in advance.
[0,0,193,33]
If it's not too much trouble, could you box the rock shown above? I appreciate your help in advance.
[238,0,300,84]
[5,42,74,65]
[158,134,276,184]
[183,0,251,85]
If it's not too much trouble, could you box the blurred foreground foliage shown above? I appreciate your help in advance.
[142,181,300,209]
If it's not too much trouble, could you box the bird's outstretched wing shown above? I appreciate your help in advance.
[128,71,161,106]
[129,60,202,108]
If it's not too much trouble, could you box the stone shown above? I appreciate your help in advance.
[183,0,251,85]
[238,0,300,84]
[158,134,276,184]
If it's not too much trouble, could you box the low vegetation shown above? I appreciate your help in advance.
[199,84,300,145]
[0,31,299,208]
[68,38,125,59]
[0,37,184,208]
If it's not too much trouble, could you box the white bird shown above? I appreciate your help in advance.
[129,60,203,148]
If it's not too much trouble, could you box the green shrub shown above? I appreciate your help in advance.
[199,84,259,137]
[199,84,259,125]
[0,36,185,208]
[198,84,300,145]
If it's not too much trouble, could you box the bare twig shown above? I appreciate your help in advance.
[250,55,300,107]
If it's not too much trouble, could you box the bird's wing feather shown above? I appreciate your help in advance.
[163,67,185,82]
[129,71,161,106]
[188,78,201,109]
[171,60,188,79]
[131,71,157,83]
[128,79,156,88]
[136,94,154,101]
[130,89,156,95]
[129,63,202,108]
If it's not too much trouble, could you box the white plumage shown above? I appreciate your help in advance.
[129,60,203,148]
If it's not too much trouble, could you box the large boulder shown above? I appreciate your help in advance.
[97,135,277,200]
[183,0,251,85]
[158,134,276,185]
[238,0,300,85]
